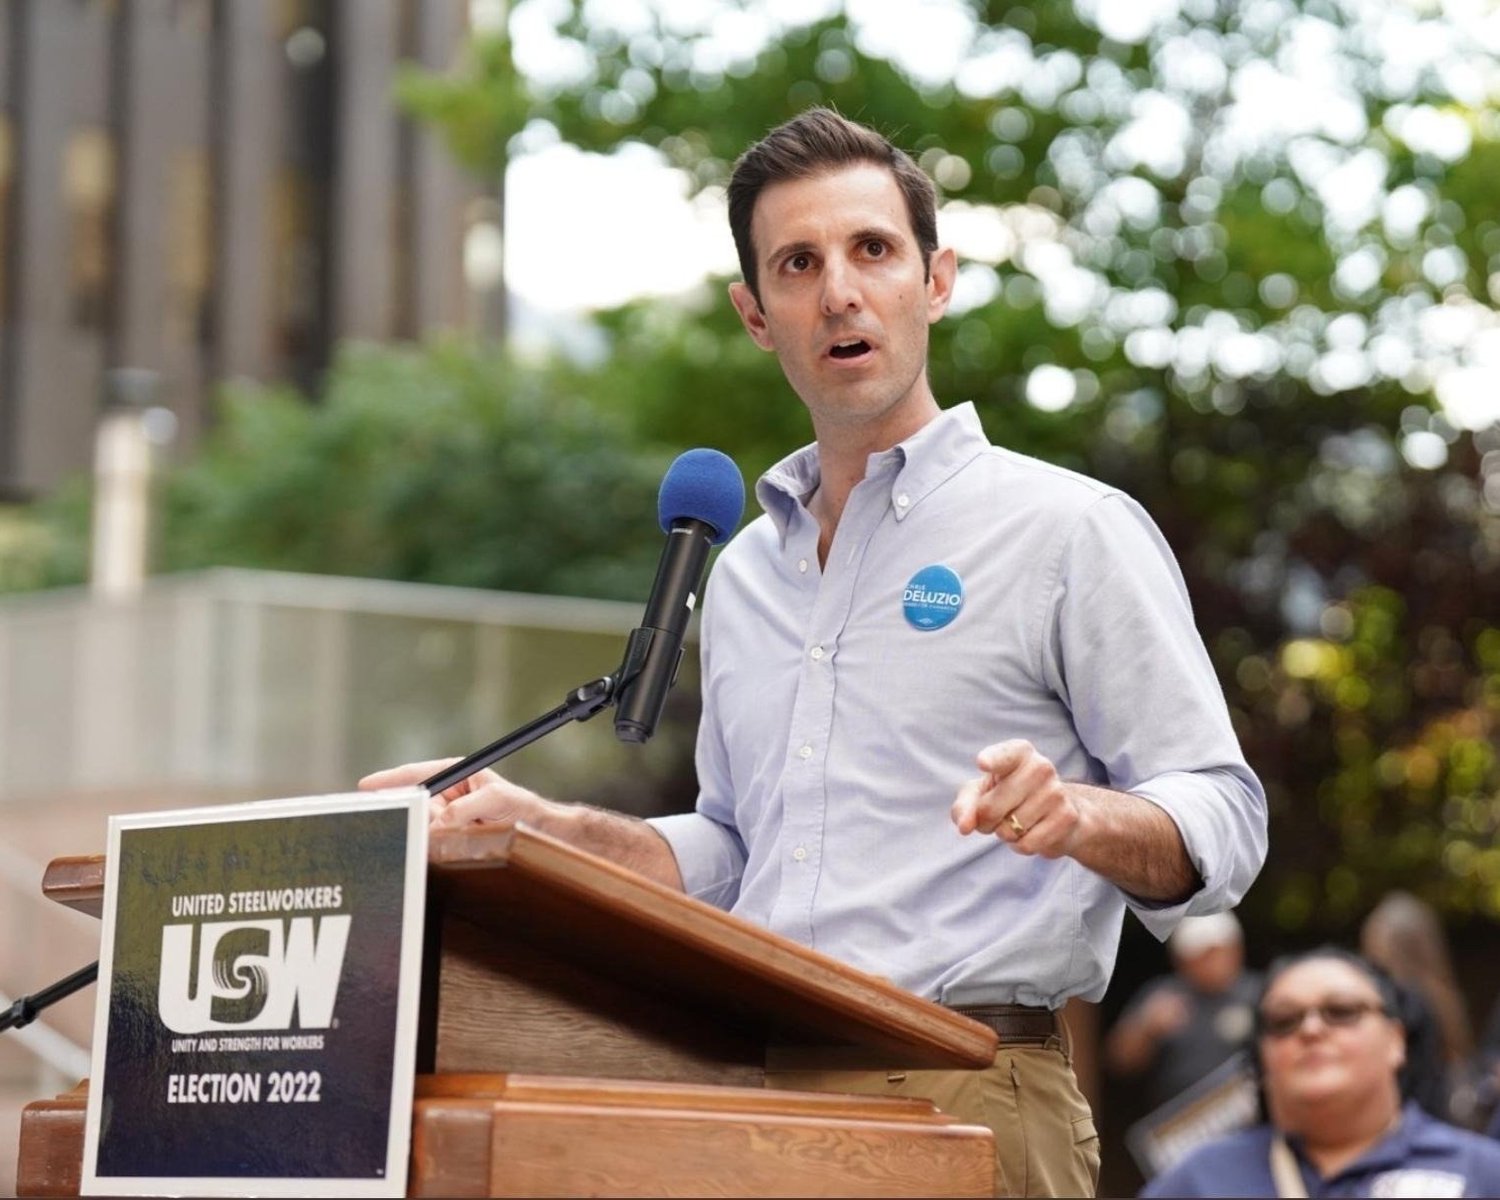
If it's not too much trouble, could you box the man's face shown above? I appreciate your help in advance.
[728,163,955,443]
[1258,958,1404,1123]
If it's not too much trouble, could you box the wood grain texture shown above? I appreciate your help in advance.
[38,856,104,918]
[485,1102,994,1198]
[417,1073,949,1123]
[433,914,764,1084]
[15,1083,87,1198]
[428,824,997,1069]
[21,1075,994,1198]
[409,1096,495,1198]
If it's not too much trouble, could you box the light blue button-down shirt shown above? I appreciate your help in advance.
[649,403,1267,1008]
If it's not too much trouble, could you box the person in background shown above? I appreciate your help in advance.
[1107,910,1260,1113]
[1359,889,1476,1125]
[1141,947,1500,1198]
[1474,994,1500,1138]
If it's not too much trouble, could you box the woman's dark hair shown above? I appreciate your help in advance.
[726,107,939,305]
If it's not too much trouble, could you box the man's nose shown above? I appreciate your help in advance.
[820,257,861,315]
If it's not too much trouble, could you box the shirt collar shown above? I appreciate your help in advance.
[754,402,990,543]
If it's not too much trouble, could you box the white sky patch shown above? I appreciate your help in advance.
[1223,58,1367,153]
[1104,287,1177,332]
[1075,0,1181,45]
[1026,364,1078,411]
[1107,91,1192,178]
[938,202,1018,264]
[1333,247,1384,300]
[954,31,1035,99]
[847,0,975,87]
[1382,184,1431,244]
[1401,429,1450,469]
[580,0,657,38]
[504,144,737,311]
[1215,331,1281,379]
[1157,32,1229,95]
[949,263,1002,315]
[1436,368,1500,431]
[1429,310,1500,429]
[1325,149,1389,234]
[1386,104,1474,162]
[761,0,841,24]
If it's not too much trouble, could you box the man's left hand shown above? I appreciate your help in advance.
[951,739,1085,858]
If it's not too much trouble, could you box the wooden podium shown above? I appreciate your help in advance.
[17,823,998,1196]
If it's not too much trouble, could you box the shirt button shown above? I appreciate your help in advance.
[793,846,807,862]
[895,493,910,509]
[797,558,808,573]
[798,744,813,759]
[810,645,825,661]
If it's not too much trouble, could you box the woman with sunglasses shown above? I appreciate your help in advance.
[1141,948,1500,1197]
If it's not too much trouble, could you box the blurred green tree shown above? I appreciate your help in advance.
[153,340,671,601]
[396,0,1500,927]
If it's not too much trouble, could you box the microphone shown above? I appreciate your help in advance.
[614,448,745,744]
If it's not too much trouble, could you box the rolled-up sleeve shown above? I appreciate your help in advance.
[648,811,745,908]
[1044,493,1268,939]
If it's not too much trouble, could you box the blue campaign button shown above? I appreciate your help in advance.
[902,565,964,630]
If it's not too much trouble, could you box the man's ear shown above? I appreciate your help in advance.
[927,246,958,325]
[729,281,776,351]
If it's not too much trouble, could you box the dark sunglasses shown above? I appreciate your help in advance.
[1258,999,1388,1039]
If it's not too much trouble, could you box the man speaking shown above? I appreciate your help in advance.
[363,107,1268,1197]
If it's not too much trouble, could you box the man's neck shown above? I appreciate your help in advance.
[807,396,941,566]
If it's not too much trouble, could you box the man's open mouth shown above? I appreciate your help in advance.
[829,339,872,360]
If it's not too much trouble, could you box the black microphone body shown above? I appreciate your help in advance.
[614,517,715,743]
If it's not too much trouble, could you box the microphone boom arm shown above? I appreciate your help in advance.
[1,961,99,1033]
[420,673,622,795]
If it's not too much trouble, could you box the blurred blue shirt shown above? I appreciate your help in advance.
[1140,1103,1500,1197]
[649,403,1266,1007]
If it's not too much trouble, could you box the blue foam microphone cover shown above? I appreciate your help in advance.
[657,448,745,546]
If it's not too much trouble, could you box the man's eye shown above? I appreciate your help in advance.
[789,253,812,271]
[865,240,886,257]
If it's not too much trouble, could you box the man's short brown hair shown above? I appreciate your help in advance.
[727,108,939,304]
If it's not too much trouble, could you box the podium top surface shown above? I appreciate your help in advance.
[44,820,998,1070]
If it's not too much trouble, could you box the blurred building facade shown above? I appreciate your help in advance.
[0,0,472,498]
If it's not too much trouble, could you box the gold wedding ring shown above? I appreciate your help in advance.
[1008,814,1026,838]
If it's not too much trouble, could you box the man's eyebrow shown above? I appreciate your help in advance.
[849,224,906,246]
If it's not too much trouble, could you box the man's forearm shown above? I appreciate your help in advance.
[530,801,686,891]
[1066,784,1200,904]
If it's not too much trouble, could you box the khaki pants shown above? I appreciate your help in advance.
[765,1033,1100,1198]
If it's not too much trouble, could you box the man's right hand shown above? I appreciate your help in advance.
[359,759,686,890]
[359,759,554,830]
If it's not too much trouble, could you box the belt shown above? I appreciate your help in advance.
[950,1003,1060,1046]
